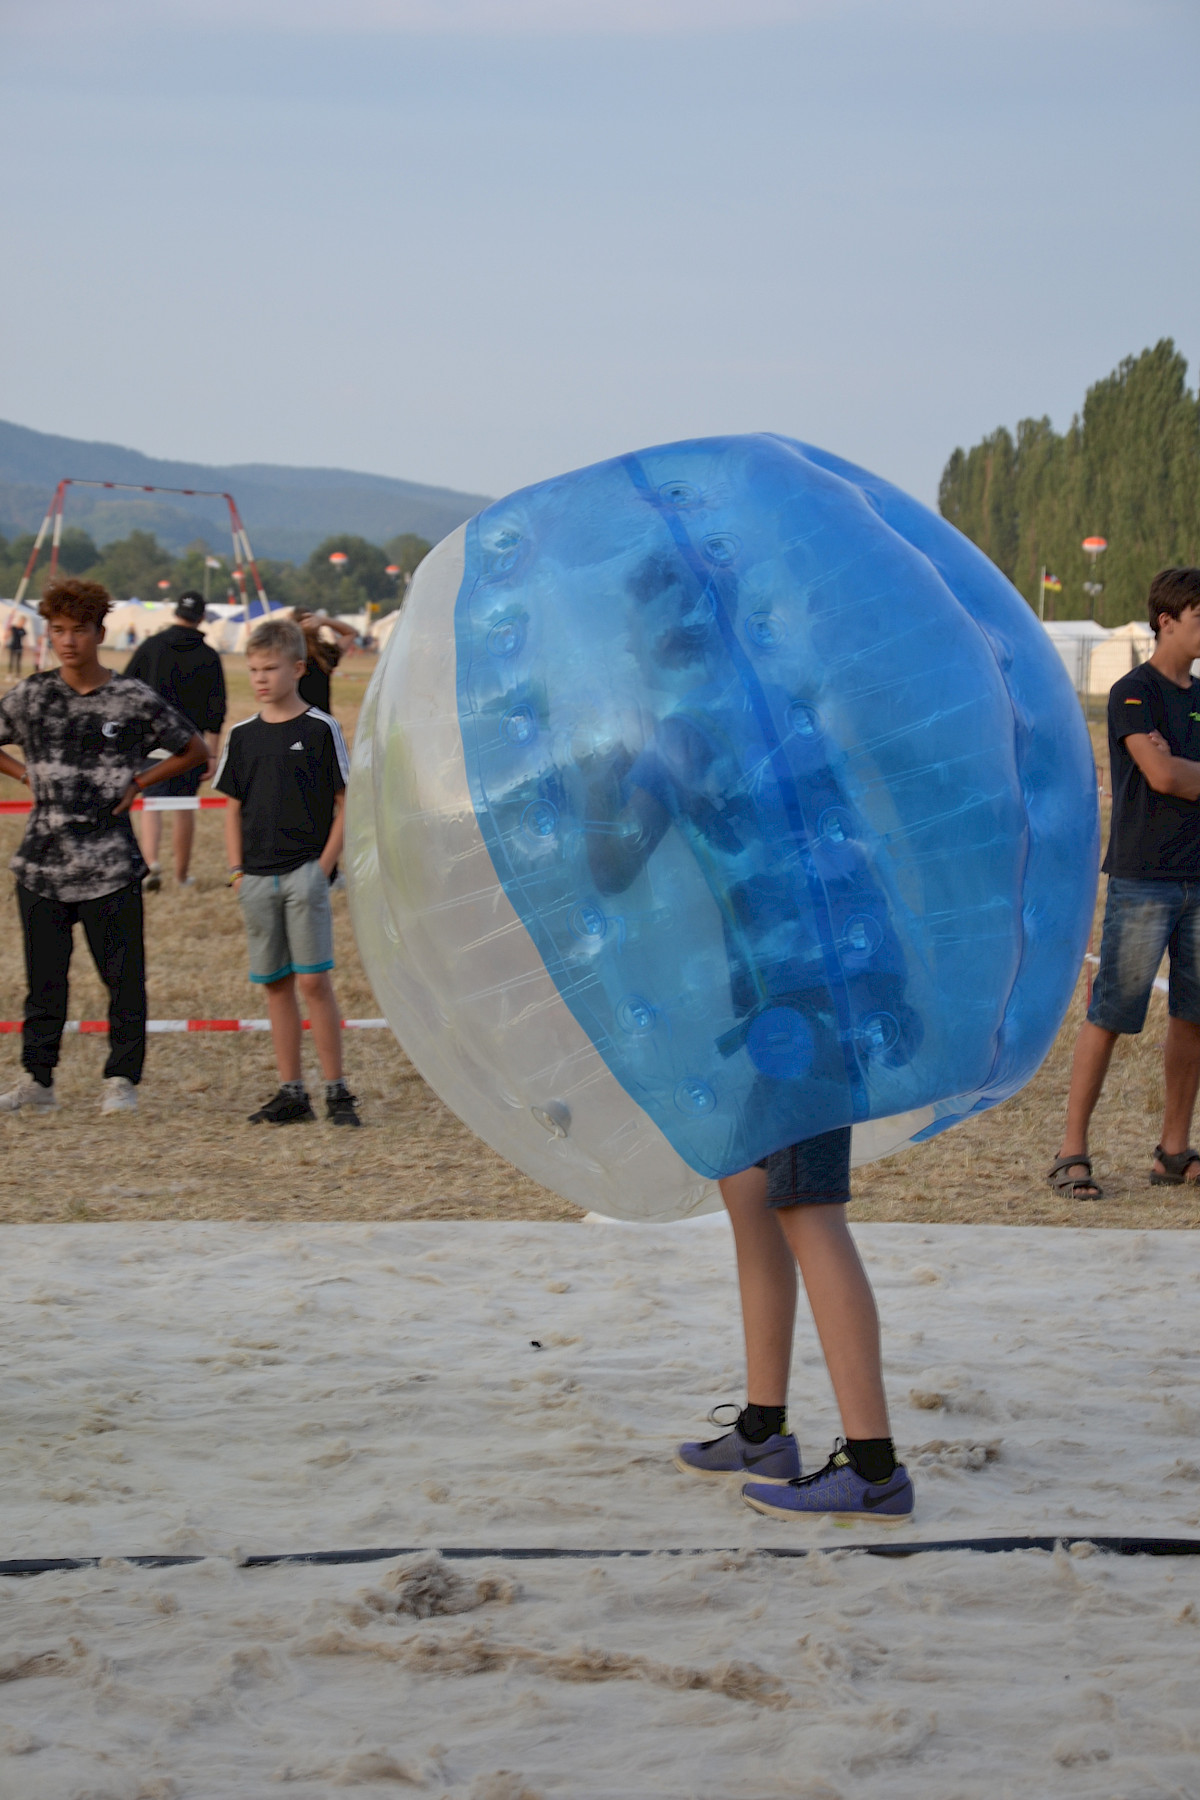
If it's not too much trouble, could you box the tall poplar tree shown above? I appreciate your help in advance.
[939,341,1200,623]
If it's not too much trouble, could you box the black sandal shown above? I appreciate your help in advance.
[1046,1155,1103,1201]
[1149,1145,1200,1186]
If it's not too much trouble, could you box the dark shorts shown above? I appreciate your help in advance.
[754,1125,852,1208]
[1087,876,1200,1035]
[150,764,205,800]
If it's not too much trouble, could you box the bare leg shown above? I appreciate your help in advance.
[140,808,162,869]
[718,1166,796,1407]
[297,971,343,1083]
[265,975,303,1083]
[1056,1019,1119,1191]
[172,812,196,884]
[1156,1015,1200,1178]
[777,1205,889,1440]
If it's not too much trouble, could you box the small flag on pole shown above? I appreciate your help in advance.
[1043,574,1062,592]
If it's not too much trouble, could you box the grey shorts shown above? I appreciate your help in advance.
[239,861,334,985]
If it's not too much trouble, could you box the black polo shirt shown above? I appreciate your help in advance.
[213,706,349,875]
[1104,662,1200,879]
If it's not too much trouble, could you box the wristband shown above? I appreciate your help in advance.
[227,868,243,887]
[132,774,147,792]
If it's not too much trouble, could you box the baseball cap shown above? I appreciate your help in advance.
[176,591,207,623]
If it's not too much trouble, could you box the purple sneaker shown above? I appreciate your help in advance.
[742,1440,914,1523]
[675,1410,801,1484]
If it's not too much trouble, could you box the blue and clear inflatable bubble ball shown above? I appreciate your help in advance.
[347,434,1098,1221]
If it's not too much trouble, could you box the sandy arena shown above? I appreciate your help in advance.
[2,1218,1199,1797]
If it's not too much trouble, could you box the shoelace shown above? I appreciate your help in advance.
[789,1437,853,1490]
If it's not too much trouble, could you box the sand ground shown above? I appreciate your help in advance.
[2,1219,1198,1798]
[0,655,1195,1229]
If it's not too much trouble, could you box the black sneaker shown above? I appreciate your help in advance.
[326,1089,361,1127]
[247,1087,316,1125]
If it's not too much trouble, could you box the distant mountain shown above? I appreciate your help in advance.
[0,418,491,562]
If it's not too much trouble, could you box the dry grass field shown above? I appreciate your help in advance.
[0,654,1195,1229]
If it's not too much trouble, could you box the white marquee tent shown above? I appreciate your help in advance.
[1043,619,1158,698]
[104,600,176,648]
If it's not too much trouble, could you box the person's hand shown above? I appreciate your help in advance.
[1147,730,1170,754]
[112,779,141,816]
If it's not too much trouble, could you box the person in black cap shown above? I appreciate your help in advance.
[125,590,226,889]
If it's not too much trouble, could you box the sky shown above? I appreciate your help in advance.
[1,0,1197,509]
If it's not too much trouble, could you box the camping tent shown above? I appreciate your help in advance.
[105,600,175,649]
[1042,620,1110,696]
[1088,620,1154,694]
[373,610,402,655]
[201,606,245,654]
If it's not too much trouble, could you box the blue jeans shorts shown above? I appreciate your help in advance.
[754,1125,852,1207]
[1087,876,1200,1034]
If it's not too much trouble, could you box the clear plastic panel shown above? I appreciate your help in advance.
[347,437,1097,1219]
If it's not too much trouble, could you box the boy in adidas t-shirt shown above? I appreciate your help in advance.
[214,616,360,1127]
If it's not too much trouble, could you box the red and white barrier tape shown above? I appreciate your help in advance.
[0,797,228,814]
[0,1018,388,1035]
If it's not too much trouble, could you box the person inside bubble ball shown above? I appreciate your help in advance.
[582,551,914,1523]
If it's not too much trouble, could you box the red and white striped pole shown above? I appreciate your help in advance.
[14,480,67,607]
[48,487,66,581]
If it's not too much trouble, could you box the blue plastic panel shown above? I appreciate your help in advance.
[453,434,1097,1180]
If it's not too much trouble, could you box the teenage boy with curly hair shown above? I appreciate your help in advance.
[0,578,206,1114]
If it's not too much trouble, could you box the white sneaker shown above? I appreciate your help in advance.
[143,864,162,893]
[100,1076,138,1115]
[0,1075,57,1113]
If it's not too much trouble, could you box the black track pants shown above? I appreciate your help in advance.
[17,882,147,1084]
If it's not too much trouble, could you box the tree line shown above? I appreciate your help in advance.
[938,339,1200,625]
[0,528,431,616]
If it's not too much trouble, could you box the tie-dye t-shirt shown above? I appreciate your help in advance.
[0,670,194,902]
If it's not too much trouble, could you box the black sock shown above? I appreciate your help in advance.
[29,1070,53,1089]
[845,1437,897,1482]
[740,1403,787,1444]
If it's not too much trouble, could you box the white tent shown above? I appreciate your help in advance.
[105,600,176,649]
[1088,620,1154,694]
[1042,619,1110,695]
[372,610,402,654]
[201,609,244,654]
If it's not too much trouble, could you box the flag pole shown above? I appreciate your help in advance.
[1039,565,1046,621]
